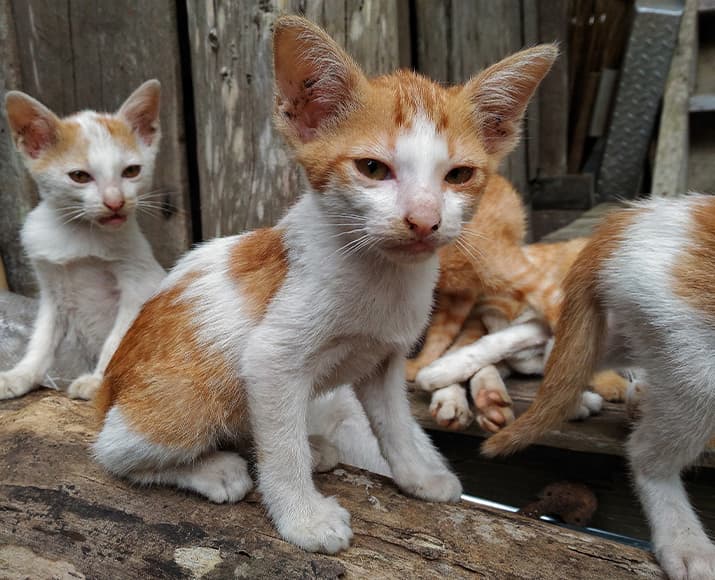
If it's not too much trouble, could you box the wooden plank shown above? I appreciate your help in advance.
[0,390,662,578]
[652,0,698,197]
[187,1,401,240]
[6,0,192,275]
[534,0,570,178]
[0,0,36,295]
[413,0,450,83]
[540,201,621,241]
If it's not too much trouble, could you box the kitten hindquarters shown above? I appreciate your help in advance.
[484,196,715,579]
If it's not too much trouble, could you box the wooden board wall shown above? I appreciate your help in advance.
[413,0,529,197]
[186,1,402,239]
[0,0,192,294]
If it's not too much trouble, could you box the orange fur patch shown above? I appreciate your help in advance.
[229,228,289,319]
[97,275,247,449]
[673,197,715,319]
[30,120,86,172]
[96,115,140,151]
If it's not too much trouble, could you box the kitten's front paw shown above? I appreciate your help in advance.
[67,374,102,400]
[0,371,35,400]
[470,369,514,434]
[656,538,715,580]
[589,370,628,402]
[276,496,352,554]
[395,468,462,503]
[415,362,456,392]
[429,385,473,430]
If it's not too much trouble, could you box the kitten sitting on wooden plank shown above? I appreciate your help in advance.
[92,16,556,553]
[484,195,715,579]
[0,81,165,400]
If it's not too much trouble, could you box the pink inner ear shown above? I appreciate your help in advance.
[23,117,56,159]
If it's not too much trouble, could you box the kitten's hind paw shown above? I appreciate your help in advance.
[276,496,352,554]
[569,391,603,421]
[309,435,340,472]
[0,370,36,400]
[470,367,514,434]
[657,538,715,580]
[429,384,473,430]
[180,452,253,503]
[67,374,102,400]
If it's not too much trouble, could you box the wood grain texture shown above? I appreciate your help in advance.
[5,0,191,280]
[413,0,528,196]
[187,1,400,240]
[0,0,36,295]
[0,390,663,579]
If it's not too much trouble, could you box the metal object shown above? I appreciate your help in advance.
[595,0,684,202]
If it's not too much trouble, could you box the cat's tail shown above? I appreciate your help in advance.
[481,240,608,457]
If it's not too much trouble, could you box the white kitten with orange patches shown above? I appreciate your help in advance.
[0,81,165,401]
[484,196,715,579]
[93,16,556,553]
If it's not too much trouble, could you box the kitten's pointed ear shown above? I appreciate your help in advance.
[118,79,161,146]
[273,16,363,144]
[464,44,558,159]
[5,91,61,159]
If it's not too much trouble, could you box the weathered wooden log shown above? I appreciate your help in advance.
[0,391,662,579]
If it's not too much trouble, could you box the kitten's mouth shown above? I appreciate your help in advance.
[99,213,128,227]
[384,239,438,255]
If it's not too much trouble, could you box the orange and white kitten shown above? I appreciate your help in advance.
[484,195,715,579]
[0,81,165,400]
[92,16,556,553]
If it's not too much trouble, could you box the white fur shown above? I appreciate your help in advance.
[596,196,715,579]
[94,115,467,554]
[0,90,165,400]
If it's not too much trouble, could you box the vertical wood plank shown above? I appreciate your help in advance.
[6,0,191,277]
[0,0,36,295]
[413,0,450,83]
[187,1,402,239]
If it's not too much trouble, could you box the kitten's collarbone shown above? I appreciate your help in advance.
[0,370,36,400]
[275,495,352,554]
[67,374,102,400]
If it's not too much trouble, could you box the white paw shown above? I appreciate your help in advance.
[0,370,35,400]
[657,538,715,580]
[395,469,462,503]
[415,361,458,392]
[429,385,473,430]
[569,391,603,421]
[67,373,102,400]
[185,452,253,503]
[309,435,340,473]
[470,369,514,434]
[276,495,352,554]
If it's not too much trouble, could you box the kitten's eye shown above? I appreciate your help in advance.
[445,167,474,185]
[355,159,392,181]
[68,170,93,184]
[122,165,141,178]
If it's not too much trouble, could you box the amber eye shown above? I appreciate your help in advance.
[122,165,141,178]
[445,167,474,185]
[355,159,392,181]
[68,170,93,184]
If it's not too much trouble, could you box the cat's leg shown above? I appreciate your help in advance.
[470,364,515,433]
[589,369,629,402]
[416,320,549,391]
[0,289,63,400]
[627,378,715,579]
[405,293,476,381]
[355,354,462,502]
[93,407,253,503]
[68,270,161,400]
[429,384,474,429]
[245,368,352,554]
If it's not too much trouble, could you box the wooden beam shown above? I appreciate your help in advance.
[0,390,663,578]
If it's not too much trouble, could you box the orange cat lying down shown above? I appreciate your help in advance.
[407,175,627,431]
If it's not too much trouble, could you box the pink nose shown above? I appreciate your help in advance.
[104,199,125,212]
[405,215,441,238]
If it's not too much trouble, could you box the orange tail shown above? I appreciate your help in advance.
[482,247,607,457]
